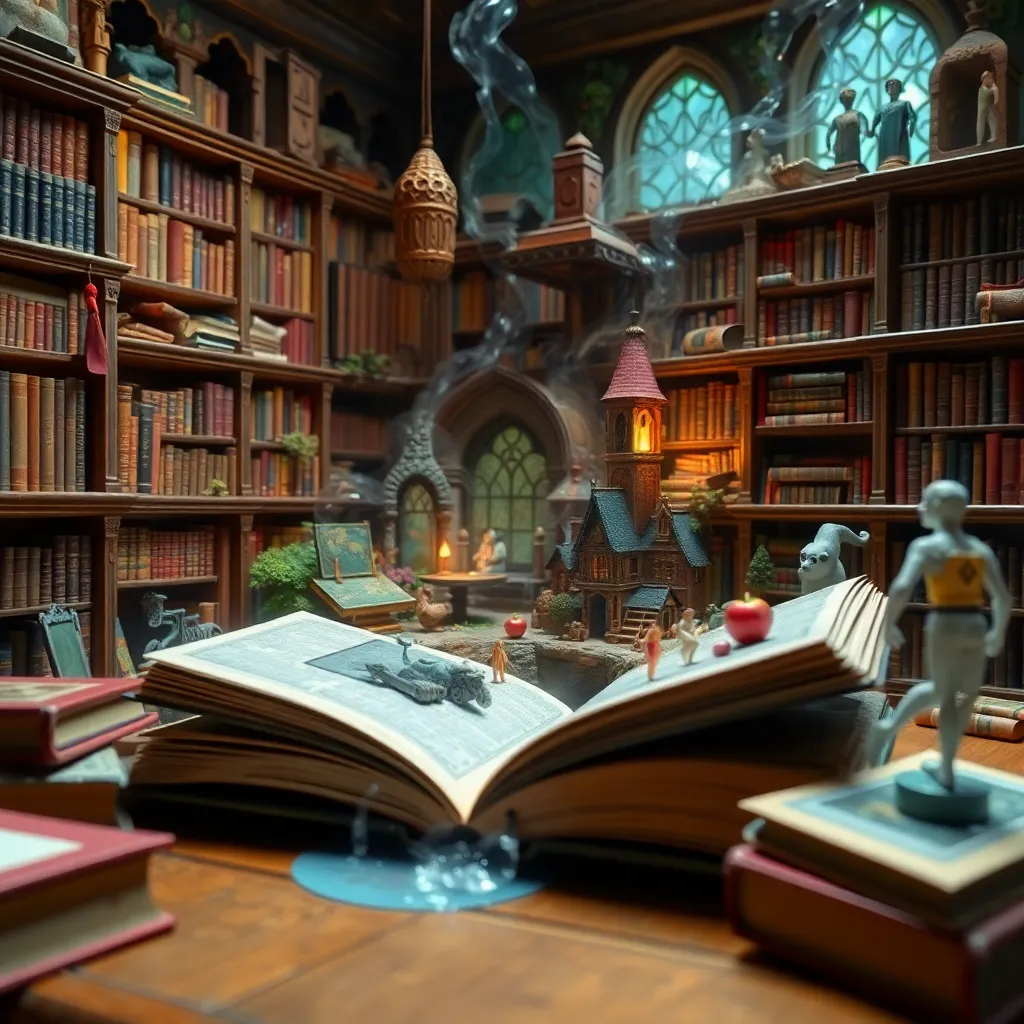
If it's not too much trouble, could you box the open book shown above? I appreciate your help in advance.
[131,577,888,855]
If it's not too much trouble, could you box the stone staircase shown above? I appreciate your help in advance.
[604,608,658,646]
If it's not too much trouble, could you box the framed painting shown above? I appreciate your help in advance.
[314,522,375,580]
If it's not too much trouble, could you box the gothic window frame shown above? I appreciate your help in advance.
[398,479,437,574]
[633,408,654,452]
[611,46,741,219]
[786,0,957,165]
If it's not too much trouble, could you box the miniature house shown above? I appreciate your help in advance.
[548,315,709,643]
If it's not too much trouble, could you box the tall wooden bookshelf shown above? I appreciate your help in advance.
[493,141,1024,698]
[0,41,428,679]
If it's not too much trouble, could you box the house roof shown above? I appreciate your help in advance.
[602,316,666,404]
[546,542,576,571]
[624,585,671,611]
[671,513,711,567]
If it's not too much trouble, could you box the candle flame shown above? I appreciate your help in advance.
[439,540,452,559]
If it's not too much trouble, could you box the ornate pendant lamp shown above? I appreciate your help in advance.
[393,0,458,281]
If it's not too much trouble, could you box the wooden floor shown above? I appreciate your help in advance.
[9,724,1021,1024]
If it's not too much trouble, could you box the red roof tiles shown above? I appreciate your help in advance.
[602,323,666,403]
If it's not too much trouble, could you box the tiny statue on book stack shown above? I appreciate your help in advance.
[867,480,1012,824]
[825,87,868,172]
[798,524,871,595]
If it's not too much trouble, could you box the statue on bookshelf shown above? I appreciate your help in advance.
[977,70,999,146]
[722,128,779,204]
[826,87,868,170]
[798,524,871,595]
[865,480,1011,825]
[0,0,73,58]
[109,42,178,93]
[871,78,917,170]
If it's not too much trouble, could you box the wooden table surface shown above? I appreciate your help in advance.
[11,724,1024,1024]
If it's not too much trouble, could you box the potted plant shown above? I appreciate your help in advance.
[249,541,319,620]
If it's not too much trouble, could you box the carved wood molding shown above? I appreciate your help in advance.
[104,279,120,302]
[240,515,254,534]
[103,108,121,134]
[240,163,255,186]
[241,371,253,399]
[503,240,647,277]
[104,516,120,539]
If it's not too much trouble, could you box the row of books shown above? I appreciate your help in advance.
[134,383,235,439]
[329,216,394,268]
[899,194,1022,266]
[893,536,1024,609]
[161,445,237,497]
[0,284,84,353]
[896,357,1023,429]
[756,369,872,427]
[759,222,875,283]
[117,526,216,582]
[757,291,872,346]
[899,262,995,331]
[495,344,549,372]
[251,242,313,313]
[250,187,312,245]
[0,537,91,610]
[452,272,565,332]
[331,410,387,453]
[0,620,61,676]
[251,451,319,497]
[249,523,311,557]
[251,387,313,442]
[119,205,236,295]
[0,373,85,493]
[661,450,740,500]
[0,95,95,252]
[676,246,744,303]
[276,318,315,365]
[761,456,871,504]
[755,534,864,596]
[116,132,235,226]
[664,382,738,442]
[677,306,739,336]
[192,74,231,134]
[893,434,1024,505]
[328,262,423,359]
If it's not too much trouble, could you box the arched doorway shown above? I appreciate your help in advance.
[588,594,607,639]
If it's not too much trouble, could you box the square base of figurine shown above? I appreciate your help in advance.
[0,21,75,63]
[877,155,910,172]
[825,161,864,180]
[895,766,989,826]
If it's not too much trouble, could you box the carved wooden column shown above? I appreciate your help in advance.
[742,218,758,347]
[235,514,254,628]
[867,518,889,592]
[736,366,754,503]
[99,109,121,260]
[238,371,253,495]
[237,164,253,353]
[873,193,891,334]
[317,381,333,490]
[94,278,121,492]
[734,519,752,600]
[92,516,119,676]
[215,521,233,628]
[316,190,332,368]
[870,354,889,504]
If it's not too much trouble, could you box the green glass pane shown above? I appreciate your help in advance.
[511,497,533,529]
[512,470,534,497]
[490,502,511,529]
[472,498,489,534]
[511,532,531,567]
[523,452,546,482]
[400,511,435,573]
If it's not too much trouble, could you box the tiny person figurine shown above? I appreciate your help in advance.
[826,87,868,169]
[491,639,509,683]
[643,624,663,681]
[472,529,494,573]
[871,78,917,170]
[977,70,999,146]
[866,480,1011,824]
[676,608,706,666]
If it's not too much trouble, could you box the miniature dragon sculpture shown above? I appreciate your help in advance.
[141,591,222,656]
[360,639,491,710]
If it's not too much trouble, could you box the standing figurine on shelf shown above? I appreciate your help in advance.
[871,78,917,170]
[472,529,495,573]
[643,624,663,681]
[826,88,868,169]
[491,639,510,683]
[866,480,1011,824]
[977,70,999,146]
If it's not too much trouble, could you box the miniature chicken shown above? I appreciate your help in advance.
[415,584,451,631]
[643,624,663,681]
[491,639,510,682]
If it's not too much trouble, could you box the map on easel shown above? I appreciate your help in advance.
[313,523,375,580]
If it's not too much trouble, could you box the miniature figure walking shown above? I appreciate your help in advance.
[867,481,1011,819]
[675,608,706,666]
[491,639,509,683]
[977,70,999,146]
[643,624,663,681]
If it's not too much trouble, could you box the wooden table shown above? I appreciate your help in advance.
[12,724,1024,1024]
[420,572,507,624]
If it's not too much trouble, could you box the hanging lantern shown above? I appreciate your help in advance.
[394,0,458,281]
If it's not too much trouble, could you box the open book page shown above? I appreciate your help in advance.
[142,613,571,821]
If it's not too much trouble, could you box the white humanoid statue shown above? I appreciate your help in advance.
[866,480,1011,798]
[977,70,999,146]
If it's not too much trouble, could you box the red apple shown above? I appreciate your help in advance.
[504,614,527,639]
[723,593,773,645]
[712,640,732,657]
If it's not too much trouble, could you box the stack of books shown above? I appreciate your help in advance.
[728,754,1024,1021]
[249,315,286,362]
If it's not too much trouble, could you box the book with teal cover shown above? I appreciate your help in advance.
[313,522,375,579]
[63,176,75,252]
[312,574,414,615]
[50,175,63,248]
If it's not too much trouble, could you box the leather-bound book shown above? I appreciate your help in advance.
[63,379,75,492]
[25,374,39,492]
[39,375,54,492]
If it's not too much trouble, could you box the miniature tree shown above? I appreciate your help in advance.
[745,544,776,596]
[548,592,575,632]
[249,542,319,620]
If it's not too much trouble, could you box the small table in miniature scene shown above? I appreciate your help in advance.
[419,572,508,624]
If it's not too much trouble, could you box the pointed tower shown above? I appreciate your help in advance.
[601,312,666,534]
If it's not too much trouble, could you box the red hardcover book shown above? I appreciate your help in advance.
[0,808,174,993]
[725,844,1024,1024]
[0,679,157,767]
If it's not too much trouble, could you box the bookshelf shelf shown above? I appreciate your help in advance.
[895,423,1024,436]
[0,600,90,621]
[118,338,318,384]
[676,295,741,313]
[119,276,237,309]
[0,349,83,371]
[757,274,875,299]
[663,439,738,452]
[251,230,313,254]
[900,249,1024,273]
[118,194,236,238]
[0,239,130,282]
[250,301,315,322]
[250,439,287,452]
[160,434,237,446]
[755,422,874,438]
[117,575,218,590]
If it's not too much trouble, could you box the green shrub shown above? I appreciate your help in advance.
[249,542,319,619]
[548,592,575,630]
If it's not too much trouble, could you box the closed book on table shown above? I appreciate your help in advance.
[0,808,174,994]
[0,678,157,768]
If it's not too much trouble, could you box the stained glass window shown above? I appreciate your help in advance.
[399,482,435,573]
[811,2,939,169]
[472,425,549,570]
[468,106,561,220]
[635,71,732,211]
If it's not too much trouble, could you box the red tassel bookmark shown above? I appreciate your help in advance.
[84,282,108,376]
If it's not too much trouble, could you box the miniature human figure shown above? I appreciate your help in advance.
[826,87,868,168]
[740,129,773,188]
[870,78,917,169]
[491,639,509,683]
[472,529,494,572]
[866,481,1011,794]
[676,608,707,666]
[977,70,999,146]
[643,624,663,681]
[491,530,507,574]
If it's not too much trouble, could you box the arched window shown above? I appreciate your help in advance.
[399,482,435,573]
[807,2,945,169]
[472,424,549,571]
[614,413,628,452]
[462,105,561,221]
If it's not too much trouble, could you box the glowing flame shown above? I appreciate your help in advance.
[439,540,452,559]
